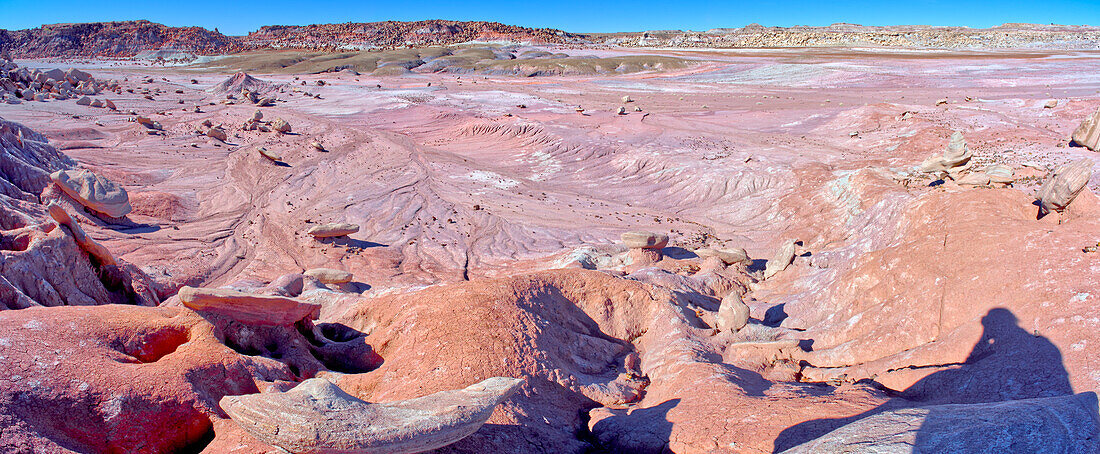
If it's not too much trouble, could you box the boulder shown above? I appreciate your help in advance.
[1037,159,1093,217]
[75,95,91,106]
[206,127,227,142]
[716,292,750,332]
[307,223,360,238]
[695,247,750,266]
[103,99,116,110]
[66,68,92,83]
[271,118,291,133]
[304,268,354,284]
[620,231,669,249]
[220,377,524,454]
[90,98,104,108]
[1072,107,1100,151]
[252,110,263,122]
[782,393,1100,453]
[177,286,320,326]
[50,169,132,218]
[763,239,797,279]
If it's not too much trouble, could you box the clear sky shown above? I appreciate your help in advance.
[0,0,1096,35]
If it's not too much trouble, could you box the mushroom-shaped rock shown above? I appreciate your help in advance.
[622,231,668,266]
[304,268,353,284]
[1073,107,1100,151]
[695,247,751,266]
[221,377,524,454]
[1037,159,1093,217]
[307,223,360,238]
[620,231,669,249]
[50,169,132,218]
[763,239,797,279]
[48,203,116,266]
[178,286,320,326]
[271,118,291,133]
[716,292,750,332]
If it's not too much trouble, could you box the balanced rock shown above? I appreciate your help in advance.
[50,169,132,218]
[1072,107,1100,152]
[716,292,750,332]
[1037,159,1093,217]
[177,286,320,326]
[763,239,797,279]
[695,247,751,266]
[783,392,1100,453]
[304,268,353,284]
[221,377,523,454]
[271,118,291,133]
[621,231,669,249]
[307,223,360,238]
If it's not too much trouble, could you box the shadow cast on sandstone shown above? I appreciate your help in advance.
[775,308,1099,452]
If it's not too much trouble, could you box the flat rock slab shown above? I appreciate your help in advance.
[304,268,354,284]
[178,286,319,326]
[221,376,523,454]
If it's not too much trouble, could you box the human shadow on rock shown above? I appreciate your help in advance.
[773,307,1091,452]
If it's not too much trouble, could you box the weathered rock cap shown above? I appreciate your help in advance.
[50,169,132,218]
[308,223,360,238]
[220,376,524,454]
[695,247,751,266]
[304,268,354,284]
[1037,159,1093,217]
[621,231,669,249]
[178,286,320,326]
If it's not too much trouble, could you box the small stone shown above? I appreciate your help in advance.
[271,118,291,133]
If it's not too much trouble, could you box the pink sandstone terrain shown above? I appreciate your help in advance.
[1,30,1100,453]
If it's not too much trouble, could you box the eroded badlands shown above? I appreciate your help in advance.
[1,46,1100,453]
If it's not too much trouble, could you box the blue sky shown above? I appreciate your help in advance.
[0,0,1096,35]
